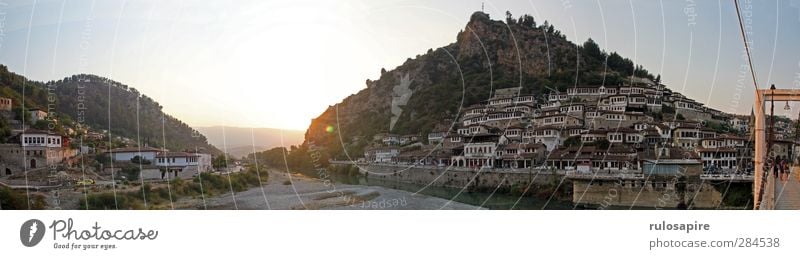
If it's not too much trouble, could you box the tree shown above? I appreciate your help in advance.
[676,113,686,120]
[505,11,514,24]
[518,14,536,27]
[564,136,582,147]
[131,155,151,165]
[12,106,31,123]
[607,52,633,76]
[0,117,11,143]
[634,65,653,79]
[582,38,604,61]
[212,155,231,169]
[32,120,50,130]
[122,166,140,181]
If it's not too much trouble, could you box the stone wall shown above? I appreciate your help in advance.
[571,177,722,209]
[361,164,562,190]
[676,108,712,122]
[0,144,51,176]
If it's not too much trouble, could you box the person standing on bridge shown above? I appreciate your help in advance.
[772,156,780,179]
[779,156,787,180]
[782,156,791,181]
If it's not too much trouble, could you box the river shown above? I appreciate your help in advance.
[329,173,579,209]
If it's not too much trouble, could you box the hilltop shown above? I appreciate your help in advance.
[303,11,655,160]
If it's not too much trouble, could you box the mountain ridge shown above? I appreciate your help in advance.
[0,65,220,154]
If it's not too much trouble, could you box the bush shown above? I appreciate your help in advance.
[130,155,151,165]
[81,192,144,210]
[0,187,47,209]
[122,166,140,181]
[81,165,270,209]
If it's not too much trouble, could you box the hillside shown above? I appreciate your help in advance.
[0,66,220,154]
[194,126,304,158]
[303,11,654,159]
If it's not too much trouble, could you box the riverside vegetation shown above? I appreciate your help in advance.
[0,186,48,209]
[79,165,268,209]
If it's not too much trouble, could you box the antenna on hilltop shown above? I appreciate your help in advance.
[481,2,484,12]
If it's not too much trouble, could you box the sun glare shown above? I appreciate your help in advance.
[210,1,376,130]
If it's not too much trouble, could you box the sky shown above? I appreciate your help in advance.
[1,0,799,131]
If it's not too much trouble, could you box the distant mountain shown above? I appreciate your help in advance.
[0,66,220,154]
[304,11,656,159]
[194,126,304,157]
[222,145,270,159]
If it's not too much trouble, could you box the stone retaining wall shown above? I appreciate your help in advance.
[360,164,563,190]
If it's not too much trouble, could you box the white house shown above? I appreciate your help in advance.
[29,109,48,124]
[461,142,498,168]
[533,126,562,151]
[154,151,214,178]
[106,147,161,162]
[20,129,63,148]
[427,131,446,144]
[155,152,199,167]
[194,153,213,172]
[373,147,399,163]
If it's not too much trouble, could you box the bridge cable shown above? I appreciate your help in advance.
[734,0,771,208]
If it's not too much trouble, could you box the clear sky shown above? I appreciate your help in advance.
[1,0,799,130]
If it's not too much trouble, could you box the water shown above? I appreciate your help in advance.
[330,173,577,210]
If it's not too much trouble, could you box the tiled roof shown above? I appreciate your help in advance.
[107,147,163,153]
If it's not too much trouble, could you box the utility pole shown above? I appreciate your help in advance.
[768,84,776,161]
[761,84,777,208]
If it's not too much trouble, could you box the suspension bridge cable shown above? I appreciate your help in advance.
[733,0,760,90]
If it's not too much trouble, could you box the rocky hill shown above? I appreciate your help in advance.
[0,66,220,154]
[304,11,655,159]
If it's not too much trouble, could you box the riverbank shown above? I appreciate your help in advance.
[193,170,482,210]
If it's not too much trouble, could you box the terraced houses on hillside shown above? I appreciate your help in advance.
[364,78,796,177]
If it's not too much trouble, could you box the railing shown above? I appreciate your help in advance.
[759,169,775,210]
[565,171,644,180]
[346,161,570,174]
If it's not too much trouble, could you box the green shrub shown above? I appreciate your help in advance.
[80,165,270,209]
[0,187,47,209]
